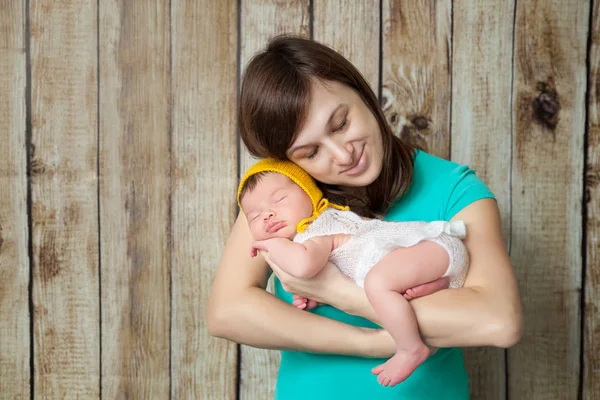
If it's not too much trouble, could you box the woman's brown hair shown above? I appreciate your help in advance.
[239,35,414,218]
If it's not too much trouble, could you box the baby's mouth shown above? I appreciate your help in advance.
[266,221,286,233]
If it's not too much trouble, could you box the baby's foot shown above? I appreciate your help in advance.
[292,295,308,309]
[371,345,430,387]
[292,294,319,310]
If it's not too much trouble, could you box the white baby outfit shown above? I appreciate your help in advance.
[293,208,469,289]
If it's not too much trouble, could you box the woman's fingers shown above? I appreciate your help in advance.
[269,261,348,305]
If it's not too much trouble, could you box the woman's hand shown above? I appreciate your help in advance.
[264,253,353,305]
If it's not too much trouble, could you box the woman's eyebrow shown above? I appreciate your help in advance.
[288,104,345,154]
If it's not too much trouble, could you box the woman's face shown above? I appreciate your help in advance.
[286,80,384,187]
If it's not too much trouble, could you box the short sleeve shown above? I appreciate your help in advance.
[444,163,495,220]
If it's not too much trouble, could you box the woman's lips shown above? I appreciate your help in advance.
[342,148,367,176]
[266,221,286,233]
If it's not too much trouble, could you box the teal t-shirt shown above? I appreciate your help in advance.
[273,150,495,399]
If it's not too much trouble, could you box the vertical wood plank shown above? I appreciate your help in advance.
[381,0,452,159]
[29,0,99,397]
[171,0,238,398]
[239,3,310,398]
[99,1,170,397]
[239,0,310,175]
[584,1,600,399]
[509,1,589,398]
[313,0,380,92]
[0,1,29,398]
[451,1,515,398]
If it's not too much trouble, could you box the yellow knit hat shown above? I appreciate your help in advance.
[237,158,348,232]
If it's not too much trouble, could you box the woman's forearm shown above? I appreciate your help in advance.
[411,286,523,348]
[207,286,395,358]
[333,282,521,348]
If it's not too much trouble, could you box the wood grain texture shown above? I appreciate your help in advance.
[584,1,600,399]
[239,2,310,398]
[171,0,238,398]
[29,0,99,397]
[509,1,589,398]
[99,1,170,397]
[239,0,310,174]
[0,1,29,398]
[451,2,515,398]
[381,0,452,158]
[313,0,380,91]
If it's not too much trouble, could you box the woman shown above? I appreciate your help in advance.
[207,36,523,399]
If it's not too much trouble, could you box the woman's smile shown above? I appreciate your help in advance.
[341,145,367,177]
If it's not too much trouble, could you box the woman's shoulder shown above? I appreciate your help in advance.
[386,150,495,221]
[414,149,472,180]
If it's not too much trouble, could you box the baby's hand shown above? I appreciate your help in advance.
[250,240,270,258]
[292,294,319,310]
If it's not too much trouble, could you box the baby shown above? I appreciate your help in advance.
[238,158,469,387]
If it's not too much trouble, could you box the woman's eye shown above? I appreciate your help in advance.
[307,147,319,159]
[334,118,348,132]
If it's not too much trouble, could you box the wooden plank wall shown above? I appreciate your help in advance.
[0,1,29,399]
[29,1,100,397]
[0,1,598,399]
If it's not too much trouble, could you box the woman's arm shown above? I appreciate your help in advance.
[206,212,395,357]
[277,198,524,348]
[414,198,524,347]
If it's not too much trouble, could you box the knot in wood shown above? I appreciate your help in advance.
[534,91,560,128]
[412,116,429,130]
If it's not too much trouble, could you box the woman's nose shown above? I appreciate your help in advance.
[330,142,354,166]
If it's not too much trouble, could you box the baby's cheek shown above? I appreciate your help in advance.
[249,224,261,240]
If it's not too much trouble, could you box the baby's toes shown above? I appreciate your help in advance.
[378,373,391,387]
[371,365,384,375]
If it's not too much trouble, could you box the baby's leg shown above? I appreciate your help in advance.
[364,240,449,387]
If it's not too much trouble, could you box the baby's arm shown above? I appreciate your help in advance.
[251,236,334,279]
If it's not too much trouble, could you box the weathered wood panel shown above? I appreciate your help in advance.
[0,1,29,398]
[313,0,380,91]
[451,1,515,398]
[584,1,600,399]
[239,2,310,398]
[509,0,588,398]
[29,0,99,397]
[171,0,238,398]
[381,0,452,159]
[99,1,170,397]
[238,0,310,174]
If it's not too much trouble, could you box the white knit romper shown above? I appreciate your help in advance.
[293,208,469,289]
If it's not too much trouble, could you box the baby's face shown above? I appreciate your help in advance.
[241,173,313,241]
